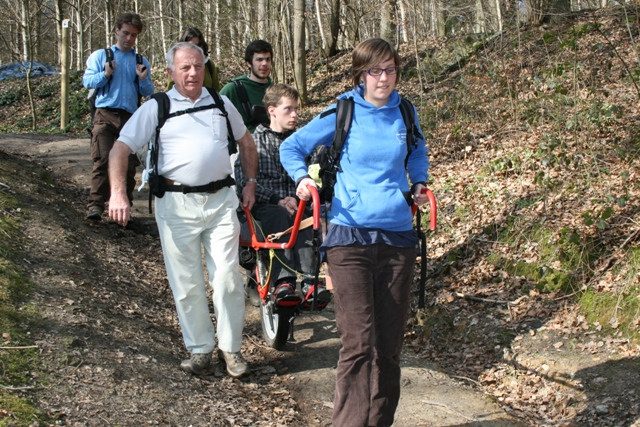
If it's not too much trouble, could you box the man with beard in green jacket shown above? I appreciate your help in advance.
[220,40,273,133]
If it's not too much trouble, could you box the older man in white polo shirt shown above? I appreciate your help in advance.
[107,42,258,378]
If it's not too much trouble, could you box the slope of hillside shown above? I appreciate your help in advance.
[399,8,640,427]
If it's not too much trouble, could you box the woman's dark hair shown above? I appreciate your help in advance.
[181,27,209,57]
[351,38,400,87]
[244,40,274,64]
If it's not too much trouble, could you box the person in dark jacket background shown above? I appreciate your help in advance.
[168,27,220,91]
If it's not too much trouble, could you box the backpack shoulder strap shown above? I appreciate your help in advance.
[206,87,237,155]
[316,97,354,206]
[206,87,226,113]
[101,48,115,93]
[150,92,171,130]
[105,48,114,66]
[233,80,253,122]
[315,97,354,167]
[399,98,423,150]
[146,92,171,212]
[332,97,354,167]
[134,53,144,100]
[398,97,423,166]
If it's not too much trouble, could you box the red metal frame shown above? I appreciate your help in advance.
[240,185,437,303]
[239,185,322,303]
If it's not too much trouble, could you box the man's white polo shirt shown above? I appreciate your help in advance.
[119,87,247,186]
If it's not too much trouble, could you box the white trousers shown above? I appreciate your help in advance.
[155,187,245,354]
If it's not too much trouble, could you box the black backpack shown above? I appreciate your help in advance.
[232,80,269,127]
[318,96,423,204]
[86,48,144,136]
[144,87,238,212]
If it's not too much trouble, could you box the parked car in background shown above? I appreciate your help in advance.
[0,61,60,81]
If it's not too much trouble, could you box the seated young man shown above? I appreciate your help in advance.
[235,84,329,307]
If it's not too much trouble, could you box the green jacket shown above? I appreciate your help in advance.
[220,74,272,133]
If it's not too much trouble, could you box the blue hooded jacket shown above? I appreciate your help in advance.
[280,86,429,232]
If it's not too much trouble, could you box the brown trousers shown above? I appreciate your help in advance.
[327,243,417,427]
[87,108,138,211]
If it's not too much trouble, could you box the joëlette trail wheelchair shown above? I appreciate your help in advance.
[239,184,325,350]
[238,185,438,350]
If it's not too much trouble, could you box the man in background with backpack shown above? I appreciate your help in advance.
[107,42,257,379]
[220,39,273,133]
[83,12,154,221]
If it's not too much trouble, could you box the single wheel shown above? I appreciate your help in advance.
[260,301,292,350]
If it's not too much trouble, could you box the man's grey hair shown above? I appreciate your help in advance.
[166,42,205,71]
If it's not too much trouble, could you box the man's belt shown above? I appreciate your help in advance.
[163,175,236,194]
[100,107,131,116]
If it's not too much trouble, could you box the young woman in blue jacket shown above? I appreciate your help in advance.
[280,38,430,427]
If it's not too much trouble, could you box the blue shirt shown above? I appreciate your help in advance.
[280,87,429,232]
[82,45,154,114]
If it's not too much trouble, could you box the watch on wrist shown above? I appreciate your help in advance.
[245,178,257,183]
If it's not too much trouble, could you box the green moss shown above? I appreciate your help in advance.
[541,31,557,45]
[580,287,640,341]
[536,269,573,293]
[492,216,597,293]
[0,184,48,425]
[0,392,49,426]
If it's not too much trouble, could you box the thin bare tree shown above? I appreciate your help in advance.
[293,0,307,103]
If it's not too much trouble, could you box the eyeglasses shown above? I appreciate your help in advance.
[365,66,399,76]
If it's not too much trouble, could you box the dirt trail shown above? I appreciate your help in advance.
[0,133,525,427]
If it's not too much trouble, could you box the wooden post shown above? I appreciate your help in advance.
[60,19,70,130]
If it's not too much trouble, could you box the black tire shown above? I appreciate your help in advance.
[254,254,292,349]
[260,301,291,350]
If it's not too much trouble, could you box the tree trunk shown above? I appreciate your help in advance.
[21,0,37,129]
[215,2,221,61]
[55,0,63,65]
[328,0,340,56]
[88,0,93,52]
[475,0,486,33]
[178,0,184,38]
[381,0,397,44]
[314,0,326,52]
[293,0,307,103]
[434,0,446,37]
[158,0,167,58]
[547,0,571,24]
[227,0,239,59]
[21,0,29,60]
[523,0,545,25]
[495,0,503,32]
[257,0,267,38]
[105,0,113,48]
[398,0,408,44]
[76,0,85,69]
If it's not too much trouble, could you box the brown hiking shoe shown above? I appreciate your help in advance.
[180,352,212,375]
[86,208,103,221]
[218,350,248,378]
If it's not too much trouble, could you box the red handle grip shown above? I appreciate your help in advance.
[412,188,437,231]
[241,184,321,250]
